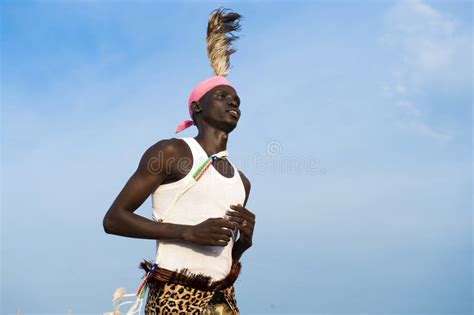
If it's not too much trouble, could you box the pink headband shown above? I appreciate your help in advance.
[175,75,235,133]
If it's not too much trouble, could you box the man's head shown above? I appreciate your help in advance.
[175,75,240,133]
[191,84,240,133]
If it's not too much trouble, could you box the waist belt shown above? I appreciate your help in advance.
[139,259,242,292]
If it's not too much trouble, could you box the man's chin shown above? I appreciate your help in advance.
[221,122,238,133]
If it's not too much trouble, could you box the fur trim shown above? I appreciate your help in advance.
[139,259,241,291]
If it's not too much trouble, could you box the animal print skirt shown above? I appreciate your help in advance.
[144,279,239,314]
[140,259,242,315]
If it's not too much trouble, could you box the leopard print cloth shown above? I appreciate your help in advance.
[144,279,239,315]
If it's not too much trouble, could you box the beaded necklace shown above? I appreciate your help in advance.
[193,150,228,181]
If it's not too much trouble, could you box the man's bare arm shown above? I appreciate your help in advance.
[102,139,188,240]
[240,171,251,208]
[232,170,254,260]
[102,138,235,246]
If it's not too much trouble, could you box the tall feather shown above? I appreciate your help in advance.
[207,8,242,77]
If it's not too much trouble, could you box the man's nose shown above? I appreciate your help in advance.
[228,98,239,107]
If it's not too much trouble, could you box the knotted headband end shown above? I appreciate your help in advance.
[175,120,195,133]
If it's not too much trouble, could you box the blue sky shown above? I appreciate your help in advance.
[1,0,472,314]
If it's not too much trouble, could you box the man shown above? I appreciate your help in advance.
[103,8,255,314]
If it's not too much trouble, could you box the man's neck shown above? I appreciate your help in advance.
[195,128,229,156]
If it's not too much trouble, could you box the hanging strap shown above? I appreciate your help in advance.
[136,150,228,297]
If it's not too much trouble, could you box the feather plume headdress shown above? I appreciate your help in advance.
[175,7,242,133]
[206,7,242,77]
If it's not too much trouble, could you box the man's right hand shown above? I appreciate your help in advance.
[183,218,235,246]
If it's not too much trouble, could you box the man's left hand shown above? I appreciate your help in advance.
[226,203,255,248]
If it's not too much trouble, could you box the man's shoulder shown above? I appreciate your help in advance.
[139,137,190,167]
[146,137,187,154]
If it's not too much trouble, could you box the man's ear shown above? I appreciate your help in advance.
[191,101,202,114]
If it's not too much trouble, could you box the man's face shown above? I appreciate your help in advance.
[194,85,241,132]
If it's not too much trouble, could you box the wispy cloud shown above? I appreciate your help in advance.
[381,0,472,141]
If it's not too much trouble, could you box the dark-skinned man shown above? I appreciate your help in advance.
[103,9,254,314]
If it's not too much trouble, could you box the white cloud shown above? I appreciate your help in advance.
[383,0,465,76]
[396,100,421,117]
[397,119,453,141]
[381,0,471,141]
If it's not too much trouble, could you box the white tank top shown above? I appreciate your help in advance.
[151,137,246,281]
